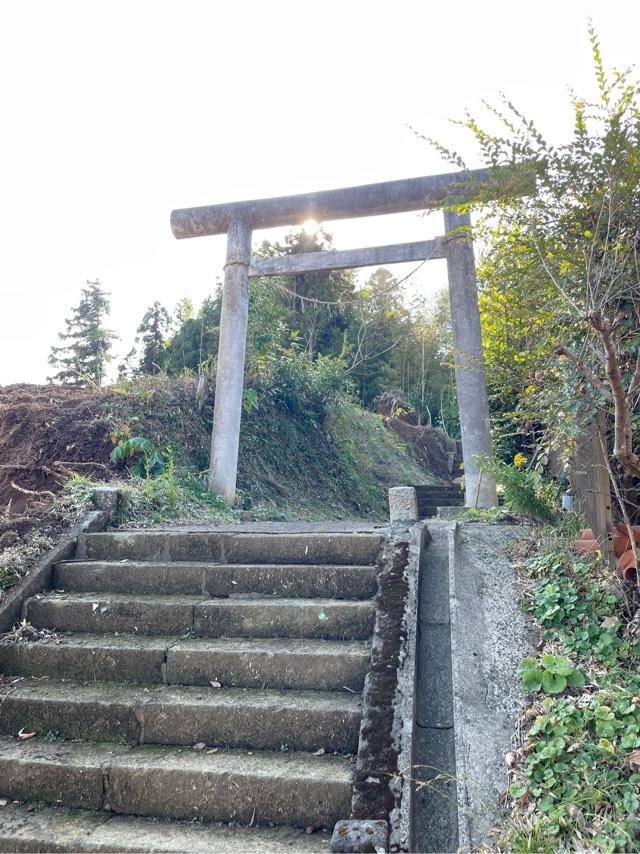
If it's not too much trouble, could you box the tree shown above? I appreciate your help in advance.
[48,279,116,386]
[433,26,640,533]
[135,301,171,375]
[256,228,356,361]
[165,295,221,375]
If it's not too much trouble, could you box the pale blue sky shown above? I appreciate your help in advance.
[1,0,637,383]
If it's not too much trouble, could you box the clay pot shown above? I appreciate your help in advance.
[581,528,595,540]
[612,523,640,558]
[618,549,638,583]
[575,538,600,555]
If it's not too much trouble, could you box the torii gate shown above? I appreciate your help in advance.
[171,168,528,509]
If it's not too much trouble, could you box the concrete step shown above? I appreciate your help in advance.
[0,633,370,691]
[80,531,383,565]
[0,804,331,852]
[0,680,361,751]
[25,593,375,640]
[418,506,463,519]
[167,636,370,691]
[55,560,378,599]
[0,737,352,827]
[0,634,172,684]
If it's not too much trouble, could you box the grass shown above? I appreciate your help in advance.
[104,378,433,525]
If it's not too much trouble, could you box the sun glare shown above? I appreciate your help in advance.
[303,218,319,235]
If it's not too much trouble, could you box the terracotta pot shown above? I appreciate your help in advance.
[575,538,600,554]
[618,549,638,583]
[612,523,640,558]
[581,528,595,540]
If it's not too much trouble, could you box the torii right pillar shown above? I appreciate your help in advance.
[444,210,497,508]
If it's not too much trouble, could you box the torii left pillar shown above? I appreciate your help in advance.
[209,219,252,502]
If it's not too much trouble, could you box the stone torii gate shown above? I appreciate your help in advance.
[171,168,517,508]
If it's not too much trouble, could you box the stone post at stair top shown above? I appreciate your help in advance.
[388,487,419,525]
[444,210,497,508]
[210,219,252,503]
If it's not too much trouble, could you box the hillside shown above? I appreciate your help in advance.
[0,379,440,530]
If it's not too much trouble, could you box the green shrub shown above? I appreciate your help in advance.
[251,348,352,423]
[110,436,167,477]
[476,456,558,522]
[518,654,585,694]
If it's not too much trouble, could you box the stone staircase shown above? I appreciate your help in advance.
[413,485,464,519]
[0,528,383,852]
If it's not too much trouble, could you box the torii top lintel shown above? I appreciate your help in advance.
[170,165,533,239]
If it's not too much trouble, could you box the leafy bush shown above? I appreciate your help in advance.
[518,654,585,694]
[251,348,353,423]
[476,456,558,522]
[110,436,167,477]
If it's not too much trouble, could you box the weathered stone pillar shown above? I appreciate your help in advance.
[444,210,497,508]
[210,219,252,503]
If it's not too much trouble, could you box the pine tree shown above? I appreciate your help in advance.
[136,301,170,375]
[48,280,116,386]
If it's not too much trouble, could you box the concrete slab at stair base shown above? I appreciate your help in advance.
[0,680,362,751]
[447,522,536,850]
[0,738,352,828]
[0,805,331,853]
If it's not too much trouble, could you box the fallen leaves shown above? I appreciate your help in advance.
[627,749,640,772]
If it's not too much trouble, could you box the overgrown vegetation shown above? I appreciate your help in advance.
[502,533,640,852]
[0,474,95,603]
[432,26,640,527]
[478,455,560,523]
